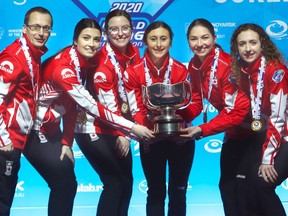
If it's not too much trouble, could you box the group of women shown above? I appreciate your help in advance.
[25,8,288,216]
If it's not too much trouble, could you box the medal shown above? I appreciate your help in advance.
[251,119,262,131]
[121,102,129,114]
[76,109,87,125]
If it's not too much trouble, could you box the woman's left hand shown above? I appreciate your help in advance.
[115,136,130,158]
[258,164,278,183]
[60,145,75,166]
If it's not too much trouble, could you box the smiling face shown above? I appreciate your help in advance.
[188,25,216,62]
[106,15,132,53]
[236,29,262,65]
[22,11,52,49]
[146,27,171,63]
[74,27,101,60]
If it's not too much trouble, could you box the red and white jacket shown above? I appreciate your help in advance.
[188,47,250,138]
[123,51,202,129]
[240,55,288,165]
[0,34,46,149]
[34,45,135,146]
[74,42,140,137]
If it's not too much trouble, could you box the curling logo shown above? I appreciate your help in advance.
[72,0,174,48]
[13,0,26,5]
[204,139,223,153]
[266,20,288,40]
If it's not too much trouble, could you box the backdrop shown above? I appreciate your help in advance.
[1,0,288,215]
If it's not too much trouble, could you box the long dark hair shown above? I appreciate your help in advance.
[43,18,101,66]
[104,9,133,32]
[73,18,102,43]
[143,21,174,45]
[186,18,223,50]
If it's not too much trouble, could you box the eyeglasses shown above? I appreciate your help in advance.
[108,25,131,35]
[26,24,52,33]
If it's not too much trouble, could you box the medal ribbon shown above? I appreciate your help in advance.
[143,57,173,86]
[70,46,88,124]
[249,56,266,120]
[69,46,82,84]
[200,47,220,123]
[106,42,128,103]
[19,37,39,101]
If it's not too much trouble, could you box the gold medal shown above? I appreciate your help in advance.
[251,119,262,131]
[121,102,129,114]
[76,110,87,125]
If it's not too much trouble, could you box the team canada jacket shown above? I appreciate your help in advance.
[240,55,288,165]
[188,47,250,139]
[75,42,140,137]
[34,45,135,146]
[0,34,46,149]
[123,51,202,129]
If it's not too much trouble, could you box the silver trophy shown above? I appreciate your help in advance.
[142,81,191,138]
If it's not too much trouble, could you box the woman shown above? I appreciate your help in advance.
[23,18,153,216]
[124,21,202,216]
[180,18,250,216]
[230,23,288,216]
[74,10,141,216]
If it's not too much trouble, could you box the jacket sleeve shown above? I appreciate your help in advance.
[0,53,19,146]
[52,64,135,134]
[93,65,125,137]
[199,66,250,137]
[124,65,152,129]
[262,66,288,165]
[177,67,203,123]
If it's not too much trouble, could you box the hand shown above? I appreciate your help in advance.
[180,126,203,140]
[258,164,278,183]
[115,136,130,158]
[60,145,75,166]
[0,142,14,152]
[131,124,154,141]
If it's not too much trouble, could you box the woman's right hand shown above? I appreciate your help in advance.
[180,126,203,140]
[131,124,154,141]
[0,142,14,152]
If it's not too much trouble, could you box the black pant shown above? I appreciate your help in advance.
[75,133,133,216]
[140,139,195,216]
[23,130,77,216]
[248,142,288,216]
[219,131,266,216]
[0,148,21,216]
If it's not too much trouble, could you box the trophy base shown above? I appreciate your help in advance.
[154,121,184,138]
[154,131,183,138]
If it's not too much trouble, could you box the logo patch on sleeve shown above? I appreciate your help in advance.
[272,69,285,83]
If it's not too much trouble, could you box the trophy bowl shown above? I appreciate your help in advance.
[142,81,191,138]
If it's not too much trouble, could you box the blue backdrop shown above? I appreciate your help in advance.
[1,0,288,215]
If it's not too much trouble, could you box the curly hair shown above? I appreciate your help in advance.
[230,23,285,84]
